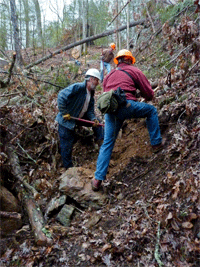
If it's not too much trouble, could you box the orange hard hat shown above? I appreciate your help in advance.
[114,49,136,64]
[110,43,116,50]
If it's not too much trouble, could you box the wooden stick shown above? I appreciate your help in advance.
[154,221,164,267]
[0,211,21,220]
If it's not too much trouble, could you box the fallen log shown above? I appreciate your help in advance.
[0,211,21,220]
[6,146,52,245]
[7,145,40,199]
[25,19,146,69]
[23,192,52,245]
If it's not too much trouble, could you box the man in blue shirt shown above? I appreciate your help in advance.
[56,69,104,169]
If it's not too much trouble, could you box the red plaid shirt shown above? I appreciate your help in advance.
[103,63,154,101]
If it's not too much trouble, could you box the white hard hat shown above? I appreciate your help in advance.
[85,68,100,80]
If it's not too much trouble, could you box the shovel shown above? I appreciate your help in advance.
[63,114,104,127]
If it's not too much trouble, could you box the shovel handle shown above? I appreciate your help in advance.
[63,115,104,127]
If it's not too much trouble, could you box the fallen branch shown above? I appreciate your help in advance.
[0,92,22,98]
[132,166,153,181]
[10,129,26,144]
[24,193,52,245]
[25,19,145,69]
[17,142,37,164]
[0,52,16,88]
[154,221,164,267]
[25,75,64,89]
[185,59,200,78]
[144,1,155,33]
[0,71,63,89]
[0,211,21,220]
[7,146,39,198]
[166,43,193,66]
[107,0,132,27]
[135,27,162,56]
[0,48,8,59]
[6,146,52,245]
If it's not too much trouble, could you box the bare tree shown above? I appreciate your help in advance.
[9,0,23,65]
[22,0,30,48]
[114,0,119,49]
[32,0,42,45]
[127,1,130,49]
[82,0,87,53]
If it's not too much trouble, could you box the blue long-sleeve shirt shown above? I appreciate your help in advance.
[55,81,97,129]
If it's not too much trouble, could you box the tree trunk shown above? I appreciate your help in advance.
[22,0,30,48]
[0,2,9,51]
[25,18,145,69]
[82,0,87,54]
[24,193,52,245]
[9,0,23,65]
[127,1,130,49]
[114,0,119,49]
[32,0,43,45]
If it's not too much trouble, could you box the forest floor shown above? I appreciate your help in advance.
[0,45,200,267]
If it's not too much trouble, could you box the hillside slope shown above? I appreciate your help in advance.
[0,25,200,265]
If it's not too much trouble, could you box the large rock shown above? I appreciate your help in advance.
[0,213,22,237]
[0,186,21,212]
[56,204,75,227]
[44,195,67,221]
[59,167,107,208]
[0,186,22,237]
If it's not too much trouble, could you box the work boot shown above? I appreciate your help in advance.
[91,179,102,191]
[152,143,164,153]
[97,139,103,147]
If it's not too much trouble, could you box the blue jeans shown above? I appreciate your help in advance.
[100,61,111,82]
[95,100,162,181]
[58,121,104,169]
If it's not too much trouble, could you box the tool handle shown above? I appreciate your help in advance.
[71,116,104,127]
[63,115,104,127]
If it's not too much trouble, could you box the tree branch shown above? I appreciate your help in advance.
[154,221,164,267]
[107,0,132,27]
[0,52,16,88]
[0,211,21,220]
[25,19,146,69]
[6,146,52,245]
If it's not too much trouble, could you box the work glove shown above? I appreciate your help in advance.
[92,119,99,127]
[63,114,71,120]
